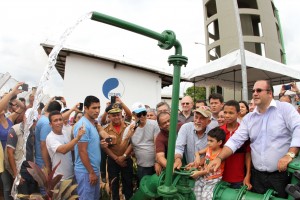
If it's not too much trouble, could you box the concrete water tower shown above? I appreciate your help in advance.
[203,0,285,63]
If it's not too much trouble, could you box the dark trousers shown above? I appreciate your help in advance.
[228,182,243,189]
[107,157,133,200]
[18,170,39,195]
[136,165,155,187]
[251,167,291,198]
[100,151,107,178]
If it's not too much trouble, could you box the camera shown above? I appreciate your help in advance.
[105,137,113,143]
[78,103,83,111]
[284,84,292,90]
[111,96,116,104]
[21,84,29,91]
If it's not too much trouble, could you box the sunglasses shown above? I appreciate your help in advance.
[136,111,147,118]
[181,102,190,105]
[251,88,270,93]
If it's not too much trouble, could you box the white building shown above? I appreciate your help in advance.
[41,43,188,112]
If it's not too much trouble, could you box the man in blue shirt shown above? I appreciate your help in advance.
[208,80,300,198]
[35,101,61,172]
[74,95,109,200]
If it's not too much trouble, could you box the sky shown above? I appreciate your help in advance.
[0,0,299,97]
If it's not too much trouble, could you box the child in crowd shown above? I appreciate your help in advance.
[188,127,226,200]
[220,100,252,189]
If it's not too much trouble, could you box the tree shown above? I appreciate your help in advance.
[184,86,206,102]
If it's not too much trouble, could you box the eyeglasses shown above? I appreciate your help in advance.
[181,102,190,106]
[251,88,270,93]
[136,111,147,118]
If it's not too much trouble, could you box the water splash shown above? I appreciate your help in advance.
[11,11,93,199]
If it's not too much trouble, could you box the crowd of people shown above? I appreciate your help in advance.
[0,80,299,200]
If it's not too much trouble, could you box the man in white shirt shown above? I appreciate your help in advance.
[46,110,85,180]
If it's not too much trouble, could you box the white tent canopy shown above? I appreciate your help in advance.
[183,50,300,90]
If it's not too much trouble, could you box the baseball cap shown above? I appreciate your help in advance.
[132,102,146,114]
[107,103,122,114]
[193,106,212,118]
[25,108,38,121]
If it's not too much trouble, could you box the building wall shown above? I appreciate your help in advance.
[63,54,161,113]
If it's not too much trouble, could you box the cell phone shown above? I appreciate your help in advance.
[134,120,141,130]
[297,101,300,106]
[21,84,29,91]
[55,96,62,100]
[78,103,83,111]
[284,84,291,90]
[111,96,116,104]
[105,137,113,143]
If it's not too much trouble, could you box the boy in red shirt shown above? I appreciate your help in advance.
[220,100,252,189]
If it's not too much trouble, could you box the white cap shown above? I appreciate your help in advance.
[131,102,146,114]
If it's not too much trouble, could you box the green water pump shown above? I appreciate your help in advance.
[131,169,196,200]
[213,156,300,200]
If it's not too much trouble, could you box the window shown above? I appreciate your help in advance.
[207,20,220,44]
[206,0,217,18]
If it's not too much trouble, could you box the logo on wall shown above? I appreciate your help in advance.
[102,78,125,99]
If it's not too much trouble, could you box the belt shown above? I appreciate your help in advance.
[252,167,280,175]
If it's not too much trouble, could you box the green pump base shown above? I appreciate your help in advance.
[213,181,285,200]
[130,169,196,200]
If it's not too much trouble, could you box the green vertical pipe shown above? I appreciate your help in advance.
[274,6,287,64]
[165,63,181,187]
[90,11,189,198]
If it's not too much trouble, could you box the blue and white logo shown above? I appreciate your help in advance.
[102,78,125,100]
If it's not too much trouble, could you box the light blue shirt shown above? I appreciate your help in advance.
[74,116,101,174]
[226,99,300,172]
[175,122,211,164]
[35,115,51,168]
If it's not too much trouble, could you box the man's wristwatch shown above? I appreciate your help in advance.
[123,153,127,158]
[286,152,296,159]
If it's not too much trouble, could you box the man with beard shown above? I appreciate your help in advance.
[174,107,212,169]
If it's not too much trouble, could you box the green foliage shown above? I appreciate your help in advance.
[184,86,206,102]
[18,161,78,200]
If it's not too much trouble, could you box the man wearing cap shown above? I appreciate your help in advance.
[174,107,213,169]
[122,102,160,185]
[5,108,39,195]
[102,103,133,200]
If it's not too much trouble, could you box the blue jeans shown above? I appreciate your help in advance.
[75,171,100,200]
[107,157,133,200]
